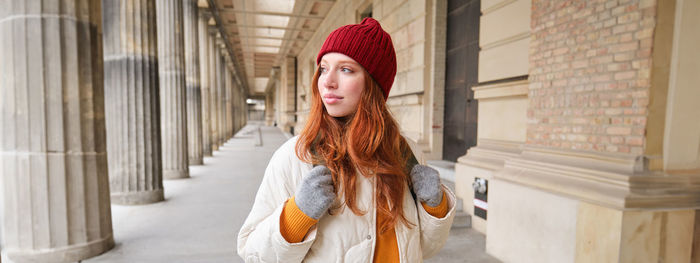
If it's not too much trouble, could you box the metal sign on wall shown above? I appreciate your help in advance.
[473,177,488,219]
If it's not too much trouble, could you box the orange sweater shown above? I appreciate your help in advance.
[280,191,448,262]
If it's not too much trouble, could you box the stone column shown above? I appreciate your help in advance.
[234,73,238,137]
[103,0,164,204]
[208,31,220,151]
[198,10,212,156]
[183,0,203,165]
[223,62,232,140]
[233,81,239,133]
[216,52,226,146]
[156,0,189,179]
[265,91,275,126]
[238,86,244,132]
[236,86,243,131]
[0,1,114,261]
[230,74,236,136]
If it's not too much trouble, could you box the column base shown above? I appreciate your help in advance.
[111,189,164,205]
[189,158,204,165]
[163,169,190,179]
[7,234,114,263]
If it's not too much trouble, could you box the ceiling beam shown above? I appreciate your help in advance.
[219,9,325,20]
[226,24,315,33]
[235,44,282,48]
[235,35,310,41]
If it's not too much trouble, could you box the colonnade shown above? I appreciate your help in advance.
[0,0,247,261]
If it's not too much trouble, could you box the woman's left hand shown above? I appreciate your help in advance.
[409,164,443,207]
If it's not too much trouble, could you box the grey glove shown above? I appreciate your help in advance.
[295,165,335,220]
[409,164,443,207]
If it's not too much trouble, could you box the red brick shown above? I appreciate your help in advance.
[607,127,632,135]
[614,71,636,80]
[625,136,644,146]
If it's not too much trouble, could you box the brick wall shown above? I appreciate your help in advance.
[527,0,657,155]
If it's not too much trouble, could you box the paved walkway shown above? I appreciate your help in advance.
[85,123,499,263]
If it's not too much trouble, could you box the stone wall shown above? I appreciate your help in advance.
[527,0,656,155]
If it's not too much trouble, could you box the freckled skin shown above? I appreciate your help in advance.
[318,53,366,117]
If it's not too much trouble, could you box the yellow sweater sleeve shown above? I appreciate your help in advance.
[279,196,318,243]
[421,191,448,218]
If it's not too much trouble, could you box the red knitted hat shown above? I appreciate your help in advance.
[317,17,397,100]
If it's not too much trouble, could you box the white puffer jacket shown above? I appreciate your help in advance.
[237,136,456,263]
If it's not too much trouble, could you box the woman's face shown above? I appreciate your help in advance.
[318,53,365,117]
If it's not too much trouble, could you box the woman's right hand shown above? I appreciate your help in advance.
[294,165,336,220]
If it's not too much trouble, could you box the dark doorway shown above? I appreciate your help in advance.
[443,0,480,162]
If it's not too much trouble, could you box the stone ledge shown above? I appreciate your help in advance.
[472,79,529,100]
[457,139,523,172]
[496,146,700,210]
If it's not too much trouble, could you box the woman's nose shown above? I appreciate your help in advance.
[322,71,337,89]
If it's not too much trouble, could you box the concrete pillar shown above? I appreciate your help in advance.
[208,31,219,151]
[218,55,227,144]
[103,0,164,204]
[232,79,237,134]
[265,91,275,126]
[198,10,212,156]
[233,83,240,133]
[229,74,234,136]
[156,0,189,179]
[237,86,245,131]
[224,63,232,140]
[183,0,202,165]
[215,45,224,147]
[241,88,245,129]
[0,1,115,261]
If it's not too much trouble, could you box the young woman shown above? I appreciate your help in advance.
[237,18,456,262]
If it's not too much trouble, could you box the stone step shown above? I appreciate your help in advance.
[452,211,472,229]
[426,160,472,229]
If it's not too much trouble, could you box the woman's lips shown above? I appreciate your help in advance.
[323,94,343,104]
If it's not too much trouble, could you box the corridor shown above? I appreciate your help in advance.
[85,123,284,262]
[83,123,497,263]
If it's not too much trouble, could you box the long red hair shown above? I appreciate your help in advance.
[295,67,414,232]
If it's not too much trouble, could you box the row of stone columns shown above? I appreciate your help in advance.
[0,0,246,261]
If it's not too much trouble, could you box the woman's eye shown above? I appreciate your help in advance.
[319,67,327,73]
[341,68,353,73]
